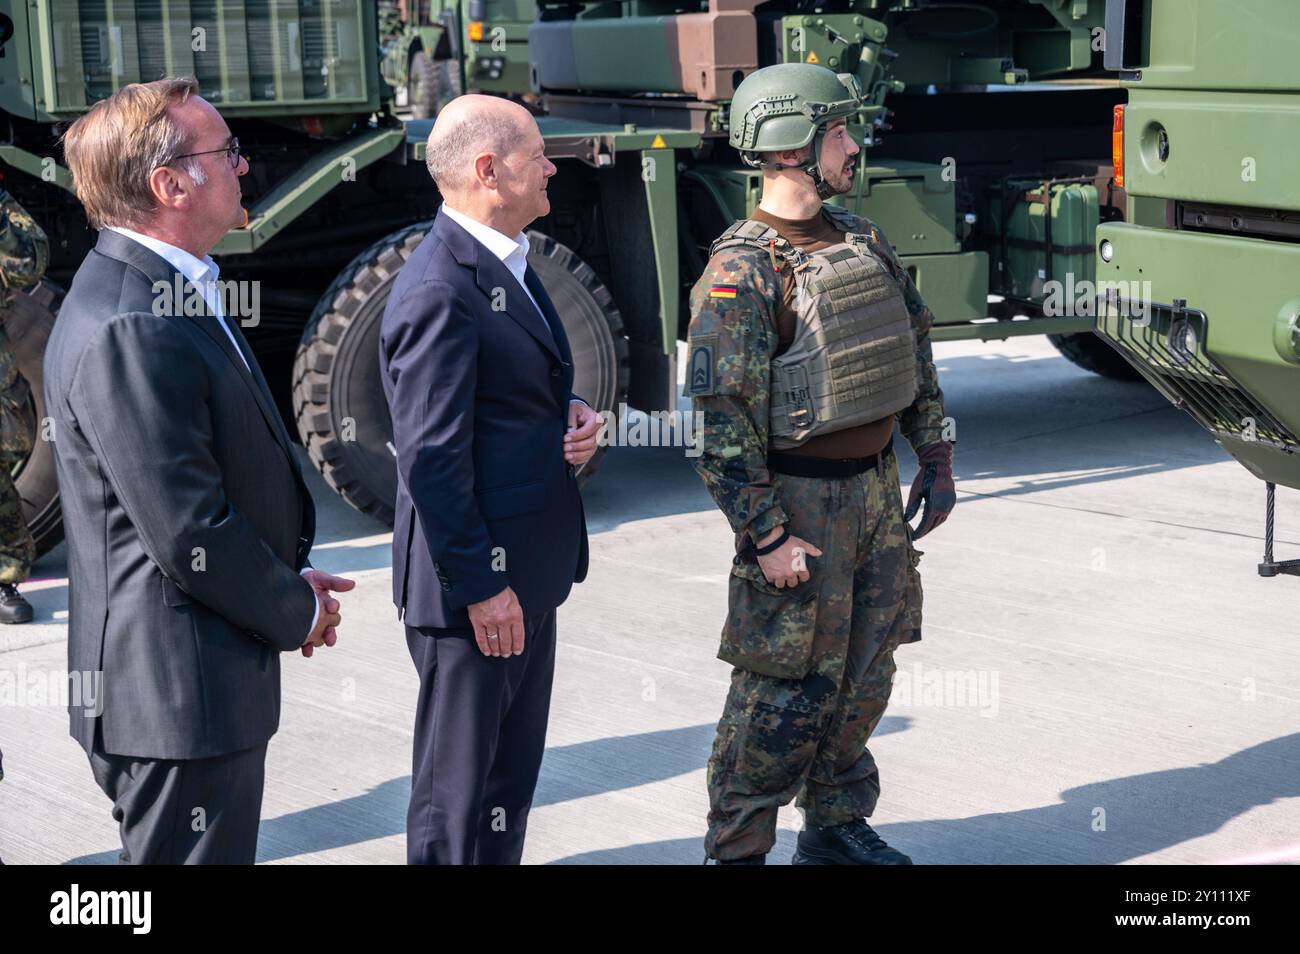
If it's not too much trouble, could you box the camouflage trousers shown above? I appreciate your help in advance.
[0,321,34,585]
[705,446,922,860]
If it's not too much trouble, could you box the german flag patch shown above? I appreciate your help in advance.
[708,284,738,299]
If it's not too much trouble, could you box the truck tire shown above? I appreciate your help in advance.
[294,222,628,527]
[6,281,63,557]
[409,52,460,119]
[434,59,463,111]
[525,230,630,485]
[408,51,439,119]
[1047,331,1143,382]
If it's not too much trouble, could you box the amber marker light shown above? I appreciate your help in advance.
[468,21,485,41]
[1112,104,1125,188]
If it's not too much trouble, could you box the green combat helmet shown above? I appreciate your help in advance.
[728,63,865,198]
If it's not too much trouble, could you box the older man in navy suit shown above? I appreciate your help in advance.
[379,94,602,865]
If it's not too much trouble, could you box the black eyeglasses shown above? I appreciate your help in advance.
[173,136,241,169]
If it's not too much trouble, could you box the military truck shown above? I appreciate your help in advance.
[380,0,463,118]
[380,1,534,118]
[1093,0,1300,576]
[2,0,1125,554]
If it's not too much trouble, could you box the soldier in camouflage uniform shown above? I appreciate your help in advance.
[688,63,956,864]
[0,186,48,824]
[0,187,46,628]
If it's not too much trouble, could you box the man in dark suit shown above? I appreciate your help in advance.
[380,94,602,865]
[48,77,353,864]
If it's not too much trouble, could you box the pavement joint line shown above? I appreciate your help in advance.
[556,641,731,687]
[0,633,70,656]
[928,622,1300,700]
[928,594,1296,650]
[929,580,1293,639]
[953,403,1179,453]
[950,487,1300,547]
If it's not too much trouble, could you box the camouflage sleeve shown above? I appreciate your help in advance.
[0,189,49,297]
[856,215,947,451]
[685,247,789,545]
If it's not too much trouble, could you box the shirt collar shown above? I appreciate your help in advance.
[440,203,527,267]
[108,226,220,286]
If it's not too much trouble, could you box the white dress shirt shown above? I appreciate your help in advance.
[108,227,319,637]
[108,226,250,371]
[439,203,553,338]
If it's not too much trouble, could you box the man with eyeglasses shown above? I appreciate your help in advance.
[45,77,353,864]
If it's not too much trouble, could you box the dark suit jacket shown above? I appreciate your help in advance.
[44,229,317,760]
[379,210,588,630]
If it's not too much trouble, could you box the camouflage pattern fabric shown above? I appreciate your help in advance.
[0,188,49,584]
[379,0,403,38]
[704,450,923,860]
[686,205,946,545]
[688,205,940,860]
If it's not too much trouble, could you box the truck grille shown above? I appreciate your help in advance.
[1098,298,1300,453]
[43,0,368,110]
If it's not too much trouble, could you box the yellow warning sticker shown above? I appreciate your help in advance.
[806,51,819,64]
[650,134,667,149]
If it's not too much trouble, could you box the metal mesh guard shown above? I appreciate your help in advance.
[1097,296,1299,453]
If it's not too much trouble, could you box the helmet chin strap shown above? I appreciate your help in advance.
[761,126,835,199]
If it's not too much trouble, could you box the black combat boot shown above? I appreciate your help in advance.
[792,820,912,865]
[0,584,33,624]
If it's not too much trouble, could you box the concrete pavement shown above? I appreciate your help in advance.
[1,334,1296,864]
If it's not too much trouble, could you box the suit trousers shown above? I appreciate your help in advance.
[405,609,557,865]
[88,726,268,865]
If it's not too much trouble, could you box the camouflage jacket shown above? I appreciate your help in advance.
[0,188,49,308]
[685,205,946,544]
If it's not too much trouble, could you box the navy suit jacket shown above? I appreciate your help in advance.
[379,210,589,630]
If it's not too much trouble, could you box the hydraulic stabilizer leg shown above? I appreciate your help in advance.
[1259,482,1300,578]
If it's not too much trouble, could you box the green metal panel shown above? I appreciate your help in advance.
[29,0,376,116]
[845,160,959,257]
[1096,222,1300,485]
[931,314,1094,342]
[1122,89,1300,212]
[1138,0,1300,92]
[213,125,406,253]
[899,250,988,327]
[0,145,76,192]
[679,166,763,223]
[0,0,39,119]
[640,146,678,355]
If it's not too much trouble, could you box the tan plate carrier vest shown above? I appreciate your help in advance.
[710,207,919,450]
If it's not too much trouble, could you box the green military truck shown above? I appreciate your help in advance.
[380,0,532,117]
[1093,0,1300,576]
[2,0,1125,553]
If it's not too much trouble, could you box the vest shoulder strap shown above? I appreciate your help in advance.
[710,219,804,270]
[820,202,864,233]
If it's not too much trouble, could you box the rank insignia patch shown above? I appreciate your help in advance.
[686,335,718,395]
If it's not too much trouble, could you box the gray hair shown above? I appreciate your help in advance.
[425,111,524,193]
[63,76,207,229]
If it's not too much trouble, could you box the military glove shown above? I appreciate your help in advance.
[904,441,955,539]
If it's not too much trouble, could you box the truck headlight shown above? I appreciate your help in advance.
[1168,316,1199,366]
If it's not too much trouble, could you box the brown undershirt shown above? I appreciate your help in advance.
[750,206,897,460]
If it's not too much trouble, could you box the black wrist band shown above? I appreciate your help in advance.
[754,527,790,556]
